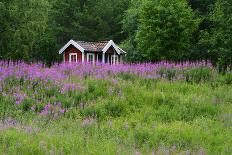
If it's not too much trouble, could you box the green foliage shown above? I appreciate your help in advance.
[105,99,126,117]
[217,73,232,85]
[0,0,50,61]
[0,0,129,64]
[121,0,144,62]
[158,67,178,80]
[136,0,200,61]
[184,67,214,83]
[199,0,232,70]
[117,72,136,81]
[0,75,232,154]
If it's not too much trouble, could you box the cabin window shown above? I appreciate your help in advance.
[69,53,77,63]
[98,53,102,62]
[87,53,95,64]
[111,55,119,65]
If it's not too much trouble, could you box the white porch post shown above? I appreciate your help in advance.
[113,51,116,65]
[96,54,98,64]
[63,54,65,63]
[82,52,85,63]
[102,53,105,63]
[120,55,123,64]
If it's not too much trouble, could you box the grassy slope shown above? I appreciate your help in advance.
[0,77,232,154]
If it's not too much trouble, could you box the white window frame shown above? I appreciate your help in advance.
[111,55,119,65]
[69,53,78,63]
[87,53,95,64]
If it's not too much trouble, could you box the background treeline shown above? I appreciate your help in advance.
[0,0,231,70]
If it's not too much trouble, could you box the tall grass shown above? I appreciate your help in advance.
[0,61,231,154]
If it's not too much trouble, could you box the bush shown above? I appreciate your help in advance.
[85,80,108,99]
[134,129,150,147]
[117,72,136,81]
[219,73,232,85]
[21,98,34,111]
[158,67,179,80]
[80,105,106,119]
[184,67,213,83]
[105,100,126,117]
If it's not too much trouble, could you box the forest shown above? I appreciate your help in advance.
[0,0,232,68]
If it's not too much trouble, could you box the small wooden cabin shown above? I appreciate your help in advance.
[59,40,126,64]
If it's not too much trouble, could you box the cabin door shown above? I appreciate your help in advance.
[69,53,77,63]
[87,53,95,64]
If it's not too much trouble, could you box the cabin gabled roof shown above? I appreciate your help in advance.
[59,40,126,55]
[76,41,109,52]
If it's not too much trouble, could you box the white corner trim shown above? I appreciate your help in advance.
[59,39,85,54]
[82,52,85,63]
[117,46,127,54]
[102,53,105,63]
[102,40,121,55]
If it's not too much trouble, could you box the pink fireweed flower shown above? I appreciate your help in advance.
[39,110,49,116]
[82,117,95,127]
[15,100,21,105]
[39,103,51,116]
[31,105,35,111]
[60,83,78,94]
[59,87,65,94]
[14,92,26,105]
[39,102,66,117]
[59,108,65,114]
[4,117,17,126]
[56,101,62,107]
[111,79,118,85]
[44,103,51,111]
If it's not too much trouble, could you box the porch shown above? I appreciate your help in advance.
[83,52,122,64]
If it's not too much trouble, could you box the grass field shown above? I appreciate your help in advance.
[0,61,232,154]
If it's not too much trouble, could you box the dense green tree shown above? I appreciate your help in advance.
[187,0,216,61]
[52,0,129,44]
[121,0,143,62]
[199,0,232,71]
[0,0,129,63]
[188,0,215,15]
[0,0,50,61]
[136,0,199,62]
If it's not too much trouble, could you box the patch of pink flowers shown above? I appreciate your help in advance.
[0,60,214,117]
[14,92,27,105]
[39,102,66,118]
[60,83,78,94]
[0,60,213,83]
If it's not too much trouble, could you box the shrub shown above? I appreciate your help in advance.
[184,67,213,83]
[105,100,126,117]
[80,106,105,118]
[218,73,232,85]
[139,78,159,88]
[117,72,136,81]
[134,129,150,147]
[86,80,108,99]
[20,98,34,111]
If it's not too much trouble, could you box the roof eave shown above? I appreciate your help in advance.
[59,39,85,54]
[102,40,121,55]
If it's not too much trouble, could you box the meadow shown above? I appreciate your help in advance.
[0,61,232,155]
